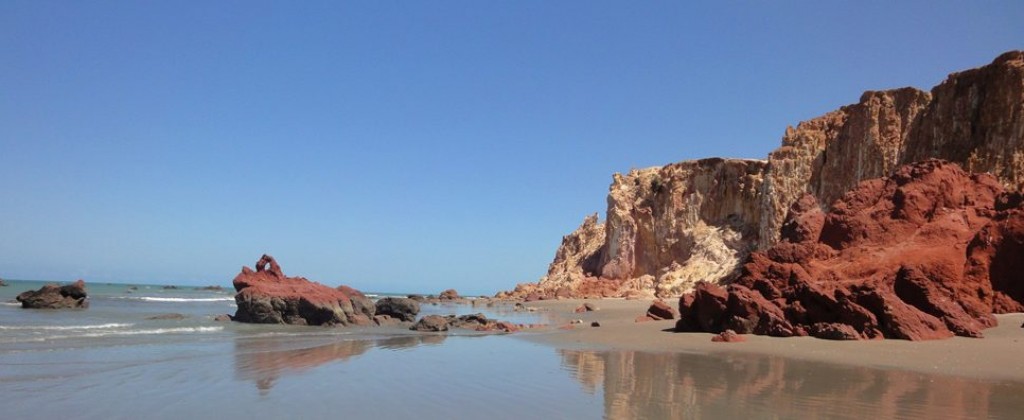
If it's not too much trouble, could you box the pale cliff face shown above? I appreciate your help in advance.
[598,159,765,296]
[503,50,1024,300]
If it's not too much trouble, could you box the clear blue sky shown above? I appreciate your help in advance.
[1,2,1021,295]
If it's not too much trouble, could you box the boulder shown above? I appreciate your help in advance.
[337,285,375,318]
[232,254,368,326]
[374,297,420,322]
[645,300,678,320]
[438,289,461,300]
[17,280,88,309]
[711,330,746,343]
[410,315,449,332]
[373,314,401,327]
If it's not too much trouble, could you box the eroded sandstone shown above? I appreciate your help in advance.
[502,50,1024,300]
[676,160,1024,340]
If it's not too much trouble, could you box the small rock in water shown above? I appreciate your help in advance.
[410,315,449,332]
[17,280,89,309]
[146,313,186,320]
[213,314,233,322]
[590,321,601,327]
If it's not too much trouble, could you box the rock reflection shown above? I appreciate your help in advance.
[559,349,1024,419]
[235,334,446,394]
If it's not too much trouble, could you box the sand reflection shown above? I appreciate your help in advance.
[559,349,1024,419]
[235,334,446,394]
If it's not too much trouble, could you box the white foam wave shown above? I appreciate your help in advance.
[1,302,21,306]
[1,326,224,343]
[0,323,134,331]
[140,297,234,302]
[110,296,235,302]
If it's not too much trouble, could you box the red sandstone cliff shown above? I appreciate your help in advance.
[501,50,1024,300]
[677,160,1023,340]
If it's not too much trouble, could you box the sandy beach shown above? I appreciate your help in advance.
[515,299,1024,382]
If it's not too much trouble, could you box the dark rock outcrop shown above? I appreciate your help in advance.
[410,315,449,332]
[374,297,420,322]
[199,285,224,291]
[232,254,368,326]
[409,313,518,333]
[16,280,88,309]
[677,160,1024,340]
[146,313,186,320]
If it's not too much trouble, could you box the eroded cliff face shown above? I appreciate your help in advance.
[597,159,766,297]
[758,88,932,247]
[502,51,1024,300]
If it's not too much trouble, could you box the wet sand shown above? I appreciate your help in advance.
[515,299,1024,382]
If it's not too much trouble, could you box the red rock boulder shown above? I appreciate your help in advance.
[678,160,1024,340]
[645,300,678,320]
[232,254,369,326]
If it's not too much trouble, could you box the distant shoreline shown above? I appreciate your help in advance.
[515,298,1024,383]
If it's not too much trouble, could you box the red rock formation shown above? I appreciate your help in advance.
[232,254,371,326]
[502,50,1024,301]
[16,279,88,309]
[645,300,678,320]
[677,160,1024,340]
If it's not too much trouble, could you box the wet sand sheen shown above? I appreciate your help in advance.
[516,299,1024,383]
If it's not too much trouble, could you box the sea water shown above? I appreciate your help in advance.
[2,280,1022,419]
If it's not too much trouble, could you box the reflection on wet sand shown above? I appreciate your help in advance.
[235,334,447,394]
[559,349,1024,419]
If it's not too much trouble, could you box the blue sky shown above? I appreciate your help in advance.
[1,2,1021,295]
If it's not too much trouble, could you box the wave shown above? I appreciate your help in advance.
[0,323,134,331]
[1,326,225,343]
[139,297,235,302]
[0,301,21,307]
[110,296,235,303]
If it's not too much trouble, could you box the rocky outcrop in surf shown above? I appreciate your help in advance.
[374,297,420,322]
[675,160,1024,340]
[232,254,373,326]
[16,279,89,309]
[501,50,1024,300]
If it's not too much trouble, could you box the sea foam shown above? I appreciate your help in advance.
[0,323,134,331]
[1,326,225,343]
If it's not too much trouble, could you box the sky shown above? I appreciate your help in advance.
[1,2,1022,295]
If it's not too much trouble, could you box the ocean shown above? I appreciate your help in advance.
[2,280,1022,419]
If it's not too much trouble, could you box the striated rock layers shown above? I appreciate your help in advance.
[17,280,89,309]
[233,254,374,326]
[503,50,1024,299]
[676,160,1024,340]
